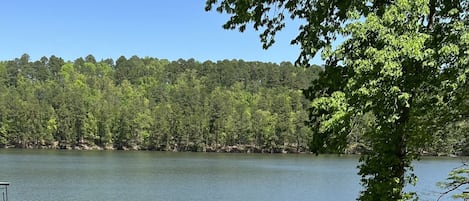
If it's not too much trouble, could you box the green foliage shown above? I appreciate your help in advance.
[438,163,469,200]
[206,0,468,200]
[0,55,316,152]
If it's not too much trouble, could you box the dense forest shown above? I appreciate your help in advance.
[0,54,467,155]
[0,54,318,153]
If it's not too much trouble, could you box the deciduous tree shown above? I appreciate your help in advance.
[206,0,468,200]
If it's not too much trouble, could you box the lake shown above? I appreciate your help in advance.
[0,150,464,201]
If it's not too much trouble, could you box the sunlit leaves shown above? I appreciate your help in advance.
[207,0,468,200]
[311,91,348,133]
[438,164,469,200]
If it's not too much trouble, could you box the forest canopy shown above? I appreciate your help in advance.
[0,54,466,155]
[0,54,318,152]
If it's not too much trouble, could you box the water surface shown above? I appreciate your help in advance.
[0,150,463,201]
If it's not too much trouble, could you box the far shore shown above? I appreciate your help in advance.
[1,143,467,157]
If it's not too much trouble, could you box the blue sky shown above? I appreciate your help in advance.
[0,0,322,64]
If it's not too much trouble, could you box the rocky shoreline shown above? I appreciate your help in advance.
[2,141,467,157]
[1,142,311,154]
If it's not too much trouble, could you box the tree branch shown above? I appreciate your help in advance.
[437,182,469,201]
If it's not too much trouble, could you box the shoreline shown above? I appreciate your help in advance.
[1,144,466,157]
[0,143,312,154]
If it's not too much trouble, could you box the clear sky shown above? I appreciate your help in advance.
[0,0,322,64]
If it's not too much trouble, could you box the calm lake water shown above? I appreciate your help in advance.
[0,150,464,201]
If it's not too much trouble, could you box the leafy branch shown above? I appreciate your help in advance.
[438,161,469,201]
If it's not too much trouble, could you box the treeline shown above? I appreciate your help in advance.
[1,54,467,155]
[0,54,319,152]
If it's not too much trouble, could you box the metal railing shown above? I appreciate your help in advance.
[0,182,9,201]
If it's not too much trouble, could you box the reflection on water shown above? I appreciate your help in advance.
[0,150,463,201]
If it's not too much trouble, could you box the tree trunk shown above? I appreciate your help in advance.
[359,99,412,201]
